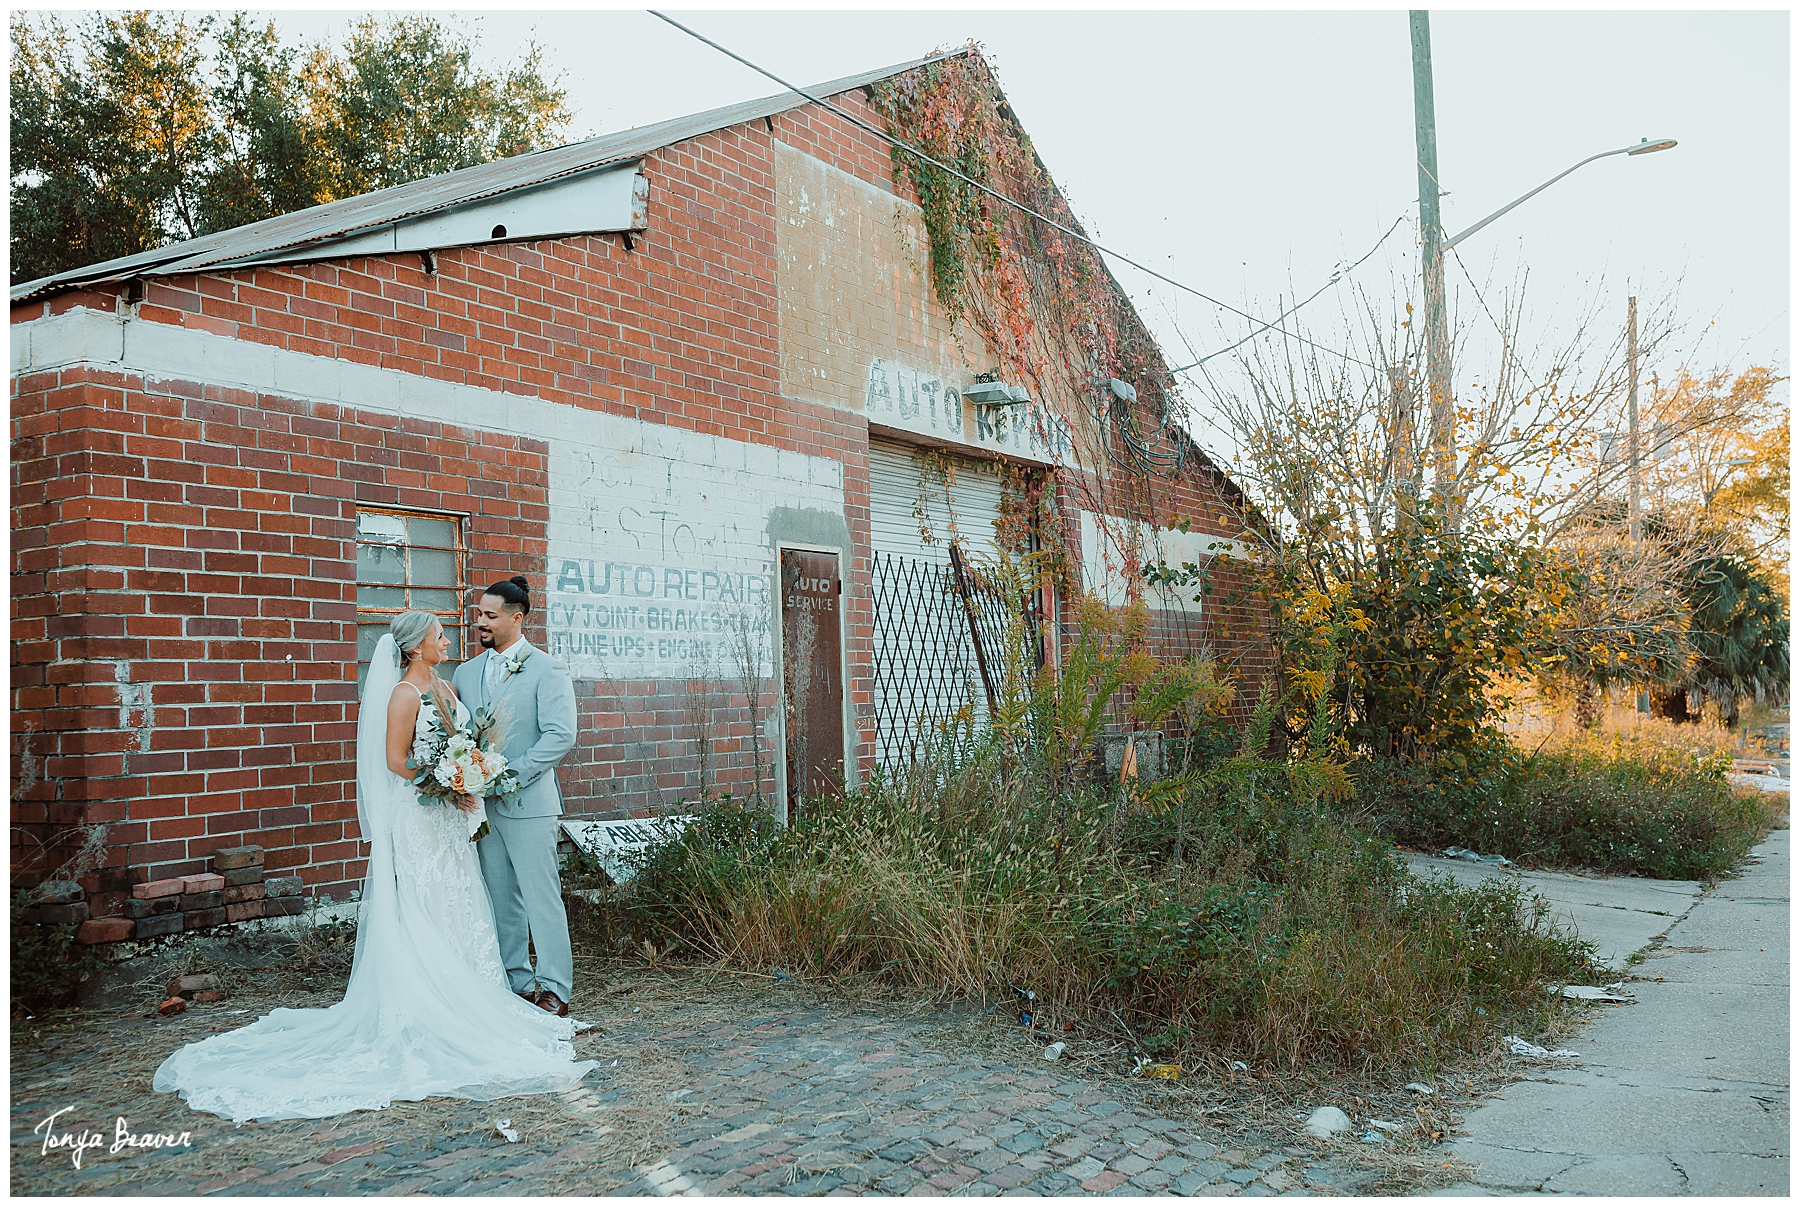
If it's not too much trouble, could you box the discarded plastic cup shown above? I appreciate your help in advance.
[1043,1042,1067,1061]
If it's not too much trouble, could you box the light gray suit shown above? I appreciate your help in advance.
[452,639,577,1002]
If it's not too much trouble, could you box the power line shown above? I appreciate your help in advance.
[647,10,1370,369]
[1168,213,1410,373]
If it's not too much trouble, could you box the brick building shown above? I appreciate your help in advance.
[10,50,1269,919]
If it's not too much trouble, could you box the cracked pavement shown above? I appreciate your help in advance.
[1428,828,1789,1196]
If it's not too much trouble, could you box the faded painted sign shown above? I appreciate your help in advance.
[863,357,1077,467]
[545,410,843,680]
[559,814,692,884]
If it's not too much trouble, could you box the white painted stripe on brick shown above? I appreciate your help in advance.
[12,308,834,484]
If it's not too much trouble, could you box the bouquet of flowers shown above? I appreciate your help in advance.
[406,695,522,842]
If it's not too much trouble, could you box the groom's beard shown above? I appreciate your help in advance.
[477,630,497,648]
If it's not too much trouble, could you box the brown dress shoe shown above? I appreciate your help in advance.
[533,990,570,1017]
[516,990,537,1004]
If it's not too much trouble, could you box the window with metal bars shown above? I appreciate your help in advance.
[354,508,466,690]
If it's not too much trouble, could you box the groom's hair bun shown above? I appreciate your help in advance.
[486,576,531,615]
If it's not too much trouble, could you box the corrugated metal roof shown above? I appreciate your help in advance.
[11,50,960,304]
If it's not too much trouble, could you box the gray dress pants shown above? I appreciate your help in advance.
[476,812,573,1002]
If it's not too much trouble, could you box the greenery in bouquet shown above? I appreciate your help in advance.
[404,696,522,842]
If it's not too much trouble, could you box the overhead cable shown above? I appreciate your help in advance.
[648,10,1370,368]
[1168,213,1410,373]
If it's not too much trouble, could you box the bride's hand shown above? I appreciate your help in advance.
[456,792,482,814]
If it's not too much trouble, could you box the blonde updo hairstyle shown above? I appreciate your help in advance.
[389,611,442,668]
[388,611,456,723]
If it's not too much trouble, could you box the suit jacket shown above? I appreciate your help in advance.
[451,640,577,819]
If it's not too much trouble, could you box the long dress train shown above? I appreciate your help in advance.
[153,668,595,1123]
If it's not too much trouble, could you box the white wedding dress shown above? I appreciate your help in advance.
[153,636,596,1122]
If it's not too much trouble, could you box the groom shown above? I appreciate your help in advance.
[454,576,579,1017]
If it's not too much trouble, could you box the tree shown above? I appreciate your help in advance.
[1638,363,1790,722]
[1711,414,1790,564]
[10,11,574,285]
[10,11,218,281]
[1179,279,1702,760]
[1654,551,1789,725]
[1536,518,1695,726]
[194,15,329,234]
[1645,364,1789,566]
[305,16,572,202]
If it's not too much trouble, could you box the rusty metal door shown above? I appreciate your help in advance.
[780,548,844,816]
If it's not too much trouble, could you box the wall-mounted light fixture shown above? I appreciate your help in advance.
[1107,378,1137,404]
[962,379,1032,407]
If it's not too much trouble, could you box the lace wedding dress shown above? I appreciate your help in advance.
[153,636,596,1122]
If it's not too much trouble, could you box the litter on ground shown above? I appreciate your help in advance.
[1304,1106,1352,1139]
[1552,984,1633,1002]
[1505,1035,1581,1059]
[1443,846,1514,867]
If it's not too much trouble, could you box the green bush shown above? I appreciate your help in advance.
[618,601,1610,1070]
[1366,731,1782,880]
[625,735,1596,1070]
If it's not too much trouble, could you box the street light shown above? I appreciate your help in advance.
[1413,126,1678,516]
[1444,138,1680,250]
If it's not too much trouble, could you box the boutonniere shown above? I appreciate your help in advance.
[503,650,532,678]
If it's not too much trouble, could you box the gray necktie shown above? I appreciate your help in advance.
[486,650,506,693]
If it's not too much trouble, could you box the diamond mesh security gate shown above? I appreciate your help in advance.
[869,546,1042,769]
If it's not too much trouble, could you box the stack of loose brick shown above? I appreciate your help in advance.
[23,880,133,945]
[127,847,306,938]
[29,879,87,927]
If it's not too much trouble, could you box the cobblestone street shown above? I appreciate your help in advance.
[12,964,1400,1197]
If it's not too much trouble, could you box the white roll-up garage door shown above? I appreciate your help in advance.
[867,442,1007,767]
[868,443,1007,565]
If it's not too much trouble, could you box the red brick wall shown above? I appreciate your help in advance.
[10,364,552,904]
[1046,458,1276,730]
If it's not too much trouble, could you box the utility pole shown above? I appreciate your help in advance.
[1627,295,1640,542]
[1628,295,1647,715]
[1390,362,1419,517]
[1410,11,1456,510]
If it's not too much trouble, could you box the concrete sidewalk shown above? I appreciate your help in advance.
[1428,829,1790,1195]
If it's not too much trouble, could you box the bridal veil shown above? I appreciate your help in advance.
[153,634,595,1122]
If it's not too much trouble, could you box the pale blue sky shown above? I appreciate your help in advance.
[248,8,1791,406]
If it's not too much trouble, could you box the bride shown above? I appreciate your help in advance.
[154,612,596,1122]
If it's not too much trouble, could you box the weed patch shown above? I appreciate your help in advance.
[621,597,1602,1073]
[625,766,1593,1073]
[1367,730,1783,879]
[11,890,102,1011]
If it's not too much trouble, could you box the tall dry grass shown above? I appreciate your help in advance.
[1368,721,1783,880]
[627,738,1594,1071]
